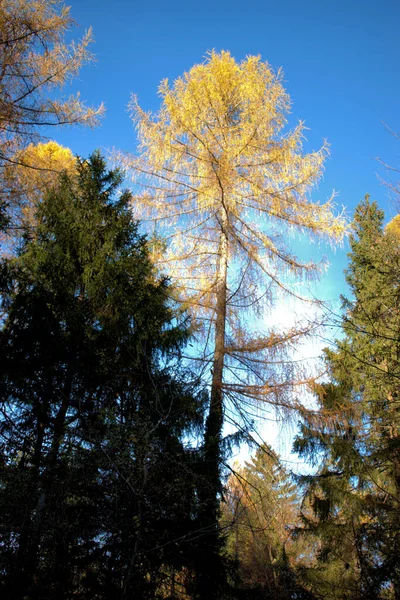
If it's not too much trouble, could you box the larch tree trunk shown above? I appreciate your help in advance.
[198,208,229,600]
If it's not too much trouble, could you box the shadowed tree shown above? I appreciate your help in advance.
[222,445,316,599]
[295,197,400,599]
[123,50,347,599]
[0,152,205,599]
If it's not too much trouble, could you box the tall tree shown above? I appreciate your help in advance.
[0,0,103,230]
[123,50,347,597]
[0,152,204,599]
[294,197,400,599]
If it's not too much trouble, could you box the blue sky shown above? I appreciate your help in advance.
[53,0,399,462]
[55,0,400,284]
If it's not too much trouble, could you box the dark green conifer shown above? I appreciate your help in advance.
[0,153,205,599]
[295,197,400,599]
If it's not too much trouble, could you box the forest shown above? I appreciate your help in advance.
[0,1,399,599]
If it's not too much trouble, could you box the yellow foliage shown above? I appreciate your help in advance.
[0,0,103,165]
[6,141,76,229]
[123,51,348,407]
[12,141,76,183]
[385,214,400,240]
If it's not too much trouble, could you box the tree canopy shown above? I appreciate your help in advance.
[3,141,76,238]
[0,18,397,598]
[0,152,206,599]
[222,445,315,599]
[0,0,103,230]
[294,197,400,599]
[123,51,347,598]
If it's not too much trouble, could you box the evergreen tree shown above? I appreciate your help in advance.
[294,197,400,599]
[0,153,205,599]
[222,445,316,599]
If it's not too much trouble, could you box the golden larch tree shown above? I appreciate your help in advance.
[4,141,76,235]
[123,51,347,598]
[0,0,103,229]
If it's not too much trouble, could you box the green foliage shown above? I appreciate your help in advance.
[0,152,205,599]
[221,445,316,599]
[294,197,400,599]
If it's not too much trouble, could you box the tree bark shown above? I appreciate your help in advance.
[197,208,229,599]
[11,375,72,599]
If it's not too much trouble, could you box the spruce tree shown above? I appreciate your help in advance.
[294,197,400,599]
[222,445,316,599]
[0,152,204,599]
